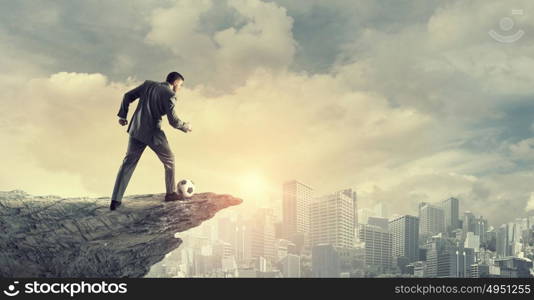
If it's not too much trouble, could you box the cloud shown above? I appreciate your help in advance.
[509,138,534,161]
[145,0,296,94]
[331,0,534,121]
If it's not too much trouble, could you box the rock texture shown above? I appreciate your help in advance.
[0,190,242,278]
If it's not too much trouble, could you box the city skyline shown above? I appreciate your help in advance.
[148,178,534,278]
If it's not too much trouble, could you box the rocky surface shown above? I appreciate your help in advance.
[0,190,242,278]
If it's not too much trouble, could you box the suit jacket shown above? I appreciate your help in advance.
[118,80,187,145]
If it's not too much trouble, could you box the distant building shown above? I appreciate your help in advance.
[419,203,445,239]
[406,261,426,277]
[358,224,392,272]
[470,264,490,278]
[311,244,340,278]
[275,239,297,263]
[244,208,276,264]
[338,188,358,240]
[496,224,511,257]
[389,215,419,263]
[463,212,477,237]
[425,237,475,278]
[282,180,313,244]
[509,220,527,257]
[310,190,355,248]
[494,257,533,278]
[441,198,460,233]
[475,217,488,245]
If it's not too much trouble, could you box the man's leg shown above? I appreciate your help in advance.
[111,136,147,204]
[148,132,176,195]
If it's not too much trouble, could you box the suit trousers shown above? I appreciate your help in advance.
[111,133,176,203]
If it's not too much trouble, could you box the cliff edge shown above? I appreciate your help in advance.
[0,190,242,277]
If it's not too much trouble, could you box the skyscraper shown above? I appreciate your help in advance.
[441,197,460,233]
[282,180,313,246]
[509,220,526,257]
[419,202,445,239]
[389,215,419,263]
[496,224,511,258]
[463,211,476,235]
[244,208,276,263]
[358,224,392,272]
[339,188,358,236]
[475,216,488,246]
[310,189,355,248]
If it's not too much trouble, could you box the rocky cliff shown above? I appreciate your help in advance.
[0,190,242,278]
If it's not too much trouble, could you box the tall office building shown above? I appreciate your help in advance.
[419,202,445,238]
[311,244,340,278]
[310,189,355,248]
[463,212,477,234]
[509,220,526,257]
[441,197,460,233]
[475,216,488,246]
[282,180,313,245]
[389,215,419,263]
[358,224,392,271]
[339,188,358,236]
[244,208,276,263]
[496,224,511,258]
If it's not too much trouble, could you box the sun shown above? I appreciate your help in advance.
[238,172,269,201]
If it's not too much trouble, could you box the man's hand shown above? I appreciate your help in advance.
[183,122,192,132]
[119,119,128,126]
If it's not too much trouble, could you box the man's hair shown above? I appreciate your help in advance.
[166,72,185,84]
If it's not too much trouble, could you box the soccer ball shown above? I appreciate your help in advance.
[177,179,195,198]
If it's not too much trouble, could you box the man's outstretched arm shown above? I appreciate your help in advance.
[117,80,146,120]
[165,96,191,133]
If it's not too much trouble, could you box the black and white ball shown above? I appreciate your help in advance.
[177,179,195,198]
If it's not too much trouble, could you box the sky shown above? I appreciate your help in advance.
[1,0,534,226]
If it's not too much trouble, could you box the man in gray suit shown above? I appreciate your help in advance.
[110,72,192,210]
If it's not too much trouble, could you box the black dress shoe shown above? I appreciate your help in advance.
[165,192,183,202]
[110,200,122,211]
